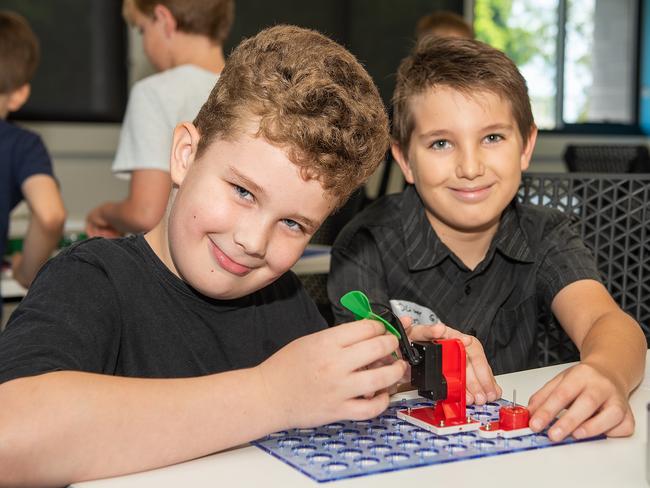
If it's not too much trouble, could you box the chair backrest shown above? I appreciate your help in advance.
[519,172,650,365]
[563,144,650,173]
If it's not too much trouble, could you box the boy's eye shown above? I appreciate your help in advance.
[484,134,504,144]
[430,139,451,150]
[233,185,254,201]
[282,219,303,233]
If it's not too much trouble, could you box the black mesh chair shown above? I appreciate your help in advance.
[519,173,650,366]
[563,144,650,173]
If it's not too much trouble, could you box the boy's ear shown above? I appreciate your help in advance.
[519,125,538,172]
[391,142,415,185]
[170,122,200,186]
[153,4,177,37]
[7,84,31,113]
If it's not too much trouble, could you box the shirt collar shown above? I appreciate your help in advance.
[490,200,535,263]
[399,187,534,271]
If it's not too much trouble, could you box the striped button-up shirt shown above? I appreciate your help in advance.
[328,185,601,374]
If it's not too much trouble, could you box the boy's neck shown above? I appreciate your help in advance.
[170,34,226,74]
[429,217,500,271]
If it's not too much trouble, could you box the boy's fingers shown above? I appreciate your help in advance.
[333,319,387,347]
[464,364,487,405]
[529,378,579,432]
[347,361,407,400]
[528,374,564,414]
[570,403,631,440]
[343,334,399,371]
[604,407,635,438]
[545,391,605,441]
[342,392,391,421]
[466,345,498,400]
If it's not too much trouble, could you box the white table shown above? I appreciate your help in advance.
[74,354,650,488]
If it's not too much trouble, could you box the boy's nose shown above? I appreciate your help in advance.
[233,222,269,259]
[455,147,485,179]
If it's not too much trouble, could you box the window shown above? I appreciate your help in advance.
[473,0,640,131]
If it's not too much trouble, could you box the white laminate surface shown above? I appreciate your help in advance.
[73,354,650,488]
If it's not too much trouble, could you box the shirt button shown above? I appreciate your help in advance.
[464,284,471,295]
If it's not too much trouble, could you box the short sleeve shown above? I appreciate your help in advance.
[112,80,173,177]
[537,219,602,307]
[12,132,53,186]
[0,253,122,384]
[328,228,390,324]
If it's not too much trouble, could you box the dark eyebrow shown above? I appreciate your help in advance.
[227,165,265,197]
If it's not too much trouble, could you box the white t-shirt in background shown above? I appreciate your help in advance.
[112,64,220,179]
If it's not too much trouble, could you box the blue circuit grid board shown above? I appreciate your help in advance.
[252,397,605,483]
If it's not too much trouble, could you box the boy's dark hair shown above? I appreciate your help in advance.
[0,10,40,94]
[128,0,234,44]
[392,37,534,152]
[194,25,390,204]
[415,11,473,40]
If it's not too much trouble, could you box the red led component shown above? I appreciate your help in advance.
[498,405,530,431]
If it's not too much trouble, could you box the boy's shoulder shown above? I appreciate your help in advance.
[0,119,44,152]
[55,235,147,272]
[334,189,412,246]
[513,200,580,250]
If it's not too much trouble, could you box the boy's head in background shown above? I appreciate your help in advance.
[122,0,234,71]
[147,25,389,300]
[415,11,473,41]
[391,37,536,235]
[0,10,39,119]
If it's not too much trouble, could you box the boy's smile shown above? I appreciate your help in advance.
[394,86,537,240]
[148,124,335,300]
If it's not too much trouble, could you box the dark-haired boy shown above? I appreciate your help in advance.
[0,25,401,486]
[328,37,645,443]
[0,11,66,315]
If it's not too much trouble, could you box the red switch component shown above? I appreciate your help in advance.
[499,405,530,431]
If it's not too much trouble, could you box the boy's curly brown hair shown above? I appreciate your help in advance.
[194,25,390,204]
[0,11,39,94]
[393,37,534,153]
[126,0,234,44]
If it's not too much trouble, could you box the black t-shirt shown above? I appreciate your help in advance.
[0,235,326,383]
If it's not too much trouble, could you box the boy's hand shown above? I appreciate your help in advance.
[256,320,407,429]
[527,362,634,442]
[403,319,502,405]
[86,204,122,238]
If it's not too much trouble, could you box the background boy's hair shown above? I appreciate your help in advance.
[415,11,473,40]
[125,0,234,44]
[0,10,39,95]
[392,37,534,152]
[194,25,390,204]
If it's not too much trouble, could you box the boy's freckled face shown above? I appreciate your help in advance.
[167,133,334,300]
[401,86,535,235]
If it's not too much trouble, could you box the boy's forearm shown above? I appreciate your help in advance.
[579,310,647,394]
[13,213,64,287]
[0,368,286,487]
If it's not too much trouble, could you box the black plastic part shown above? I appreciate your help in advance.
[375,308,421,366]
[411,342,447,402]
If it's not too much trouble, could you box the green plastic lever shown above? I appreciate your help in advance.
[340,290,401,339]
